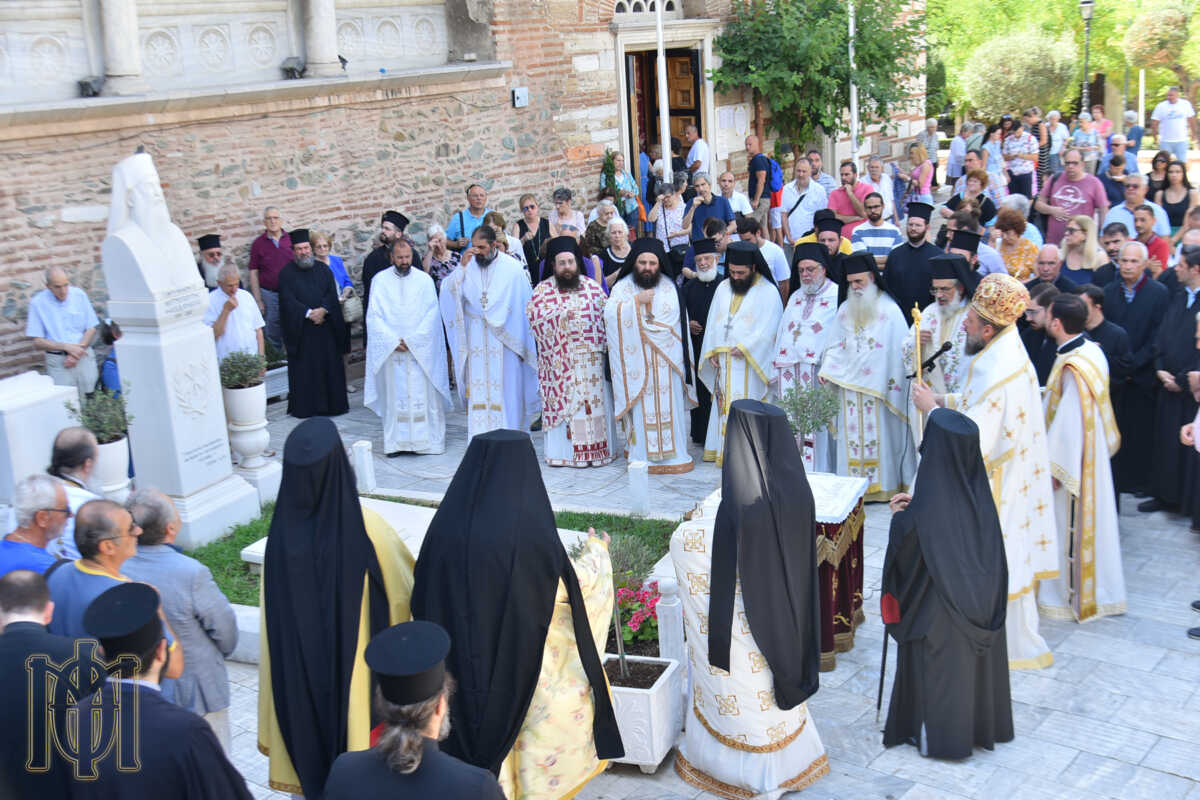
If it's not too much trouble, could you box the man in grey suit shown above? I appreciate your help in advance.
[123,488,238,752]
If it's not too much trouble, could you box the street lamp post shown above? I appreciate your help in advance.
[1080,0,1095,112]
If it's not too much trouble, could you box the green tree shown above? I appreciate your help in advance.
[960,31,1078,118]
[709,0,923,152]
[927,0,1128,116]
[1123,3,1199,105]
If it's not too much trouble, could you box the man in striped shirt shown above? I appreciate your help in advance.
[849,193,902,266]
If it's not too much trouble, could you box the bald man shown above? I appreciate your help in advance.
[26,267,100,401]
[745,135,772,230]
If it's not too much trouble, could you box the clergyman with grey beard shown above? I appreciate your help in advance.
[278,227,350,418]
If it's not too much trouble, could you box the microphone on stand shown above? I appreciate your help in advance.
[906,340,952,379]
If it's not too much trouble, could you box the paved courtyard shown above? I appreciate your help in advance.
[227,395,1200,799]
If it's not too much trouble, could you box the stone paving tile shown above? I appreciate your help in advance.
[1110,696,1198,741]
[1031,711,1158,762]
[1053,628,1168,672]
[239,407,1200,799]
[1057,752,1194,799]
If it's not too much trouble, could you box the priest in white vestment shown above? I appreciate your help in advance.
[699,241,783,466]
[605,238,696,474]
[818,253,915,501]
[772,243,840,472]
[1038,294,1126,622]
[672,401,828,798]
[901,254,975,446]
[914,273,1058,669]
[440,225,540,440]
[365,240,452,455]
[526,236,617,467]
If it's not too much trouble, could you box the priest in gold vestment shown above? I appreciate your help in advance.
[411,430,623,799]
[258,419,416,797]
[914,273,1059,670]
[698,240,783,466]
[1037,294,1126,622]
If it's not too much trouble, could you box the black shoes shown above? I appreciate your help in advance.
[1138,498,1166,513]
[1190,627,1200,640]
[1193,600,1200,613]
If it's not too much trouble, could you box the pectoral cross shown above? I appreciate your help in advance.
[724,315,735,338]
[481,292,488,308]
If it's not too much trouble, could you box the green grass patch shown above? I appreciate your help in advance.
[189,503,273,606]
[193,500,677,606]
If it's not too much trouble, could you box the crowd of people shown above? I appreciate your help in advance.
[4,84,1199,799]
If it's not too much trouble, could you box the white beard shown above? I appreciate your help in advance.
[847,282,880,330]
[801,278,825,295]
[697,268,718,283]
[201,255,226,284]
[936,294,966,325]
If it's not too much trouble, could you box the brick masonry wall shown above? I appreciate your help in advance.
[0,0,922,378]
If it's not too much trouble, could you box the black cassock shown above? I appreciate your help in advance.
[682,275,722,444]
[882,409,1012,760]
[279,260,349,418]
[1086,319,1134,385]
[884,240,941,317]
[360,244,391,352]
[1149,290,1200,505]
[1104,276,1170,493]
[72,681,253,799]
[324,738,505,800]
[1019,327,1058,386]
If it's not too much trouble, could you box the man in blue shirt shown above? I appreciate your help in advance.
[0,475,69,577]
[446,184,493,251]
[25,266,99,402]
[45,499,184,684]
[682,173,735,241]
[1098,134,1138,174]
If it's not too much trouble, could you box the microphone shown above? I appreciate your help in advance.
[906,340,953,379]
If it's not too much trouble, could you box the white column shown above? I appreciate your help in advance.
[305,0,343,78]
[100,0,148,95]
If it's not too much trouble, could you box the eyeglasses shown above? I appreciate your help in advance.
[42,507,72,517]
[1064,226,1082,234]
[1063,160,1083,166]
[1154,157,1169,164]
[522,205,536,211]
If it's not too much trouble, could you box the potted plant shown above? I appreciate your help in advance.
[220,351,271,473]
[262,340,288,401]
[220,351,267,424]
[780,382,840,469]
[67,388,133,501]
[598,535,685,774]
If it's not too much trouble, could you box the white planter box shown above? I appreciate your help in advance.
[94,436,131,503]
[264,365,288,400]
[604,654,684,774]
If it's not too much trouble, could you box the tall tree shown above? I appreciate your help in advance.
[960,31,1078,118]
[1123,3,1199,106]
[709,0,923,152]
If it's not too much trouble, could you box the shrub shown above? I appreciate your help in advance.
[219,351,267,389]
[780,381,840,437]
[67,388,131,445]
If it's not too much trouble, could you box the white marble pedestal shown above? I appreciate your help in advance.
[0,372,75,505]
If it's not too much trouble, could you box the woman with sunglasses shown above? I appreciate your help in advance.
[1147,151,1173,197]
[515,194,551,282]
[1059,215,1107,284]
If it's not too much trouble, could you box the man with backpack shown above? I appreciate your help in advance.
[745,135,775,229]
[1033,148,1108,244]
